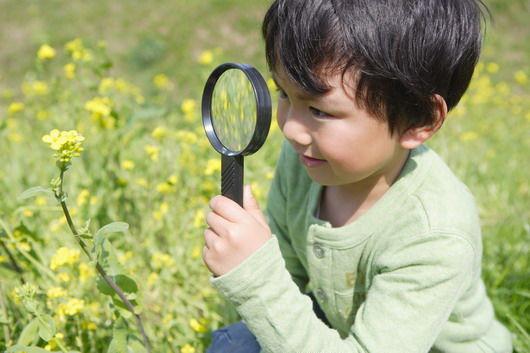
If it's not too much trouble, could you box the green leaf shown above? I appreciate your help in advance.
[107,317,128,353]
[6,345,58,353]
[97,274,138,297]
[17,318,39,346]
[37,314,56,341]
[115,274,138,294]
[77,218,92,239]
[18,186,54,201]
[127,338,148,353]
[95,222,129,238]
[95,239,124,276]
[93,222,129,275]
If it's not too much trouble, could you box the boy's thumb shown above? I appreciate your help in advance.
[243,185,267,227]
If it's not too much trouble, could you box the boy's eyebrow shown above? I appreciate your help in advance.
[271,73,317,101]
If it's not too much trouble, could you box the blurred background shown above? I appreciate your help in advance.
[0,0,528,352]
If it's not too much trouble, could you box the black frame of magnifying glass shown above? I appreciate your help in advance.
[202,62,272,157]
[202,62,272,206]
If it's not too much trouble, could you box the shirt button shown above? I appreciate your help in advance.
[315,288,327,302]
[313,243,325,258]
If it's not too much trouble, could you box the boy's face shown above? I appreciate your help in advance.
[273,66,408,190]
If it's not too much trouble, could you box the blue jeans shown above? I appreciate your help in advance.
[206,293,330,353]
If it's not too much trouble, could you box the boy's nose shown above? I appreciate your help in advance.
[280,109,312,147]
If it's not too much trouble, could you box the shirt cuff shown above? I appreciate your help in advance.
[209,235,284,304]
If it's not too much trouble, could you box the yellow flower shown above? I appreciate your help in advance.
[85,96,112,117]
[267,78,277,91]
[168,175,178,184]
[118,251,133,265]
[147,272,159,287]
[79,263,95,283]
[191,246,201,259]
[37,44,56,60]
[49,218,66,233]
[46,287,67,299]
[151,252,175,270]
[135,178,149,188]
[37,110,50,121]
[514,70,528,85]
[175,130,198,144]
[156,182,175,194]
[57,272,71,282]
[50,247,81,271]
[22,81,49,96]
[144,144,160,162]
[77,189,90,206]
[152,202,169,220]
[57,298,85,316]
[35,196,48,206]
[8,132,23,143]
[65,38,92,62]
[18,242,31,252]
[64,63,76,80]
[189,318,208,333]
[486,62,499,74]
[205,159,221,176]
[180,344,195,353]
[152,126,168,140]
[157,175,179,194]
[98,77,115,94]
[181,99,197,116]
[193,209,205,229]
[198,50,213,65]
[460,131,479,142]
[250,182,263,201]
[82,321,97,331]
[7,102,24,115]
[121,160,135,170]
[42,129,85,164]
[153,74,172,90]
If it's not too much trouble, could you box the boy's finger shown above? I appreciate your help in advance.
[203,228,219,250]
[209,195,245,222]
[243,185,268,228]
[206,210,233,237]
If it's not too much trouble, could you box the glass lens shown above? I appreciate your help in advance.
[211,69,257,152]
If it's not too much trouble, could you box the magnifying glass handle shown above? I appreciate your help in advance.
[221,154,244,207]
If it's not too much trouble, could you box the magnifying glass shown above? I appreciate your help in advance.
[202,63,272,206]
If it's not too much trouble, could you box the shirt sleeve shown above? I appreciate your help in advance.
[265,142,309,293]
[210,231,476,353]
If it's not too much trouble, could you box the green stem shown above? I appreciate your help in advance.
[55,337,69,353]
[0,236,25,284]
[57,170,152,353]
[0,219,57,282]
[0,284,11,346]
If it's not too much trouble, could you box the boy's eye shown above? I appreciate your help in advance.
[309,107,331,118]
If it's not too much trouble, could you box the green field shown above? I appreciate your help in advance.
[0,1,528,352]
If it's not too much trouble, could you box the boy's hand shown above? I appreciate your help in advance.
[203,185,272,277]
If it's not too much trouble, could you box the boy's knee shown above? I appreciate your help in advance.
[207,321,261,353]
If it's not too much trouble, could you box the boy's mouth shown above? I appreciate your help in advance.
[300,154,326,167]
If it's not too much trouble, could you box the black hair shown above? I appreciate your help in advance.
[262,0,489,134]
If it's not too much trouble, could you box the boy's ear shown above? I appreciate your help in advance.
[399,94,447,149]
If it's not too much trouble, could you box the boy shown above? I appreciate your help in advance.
[202,0,513,352]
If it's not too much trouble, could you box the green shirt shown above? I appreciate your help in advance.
[210,142,513,353]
